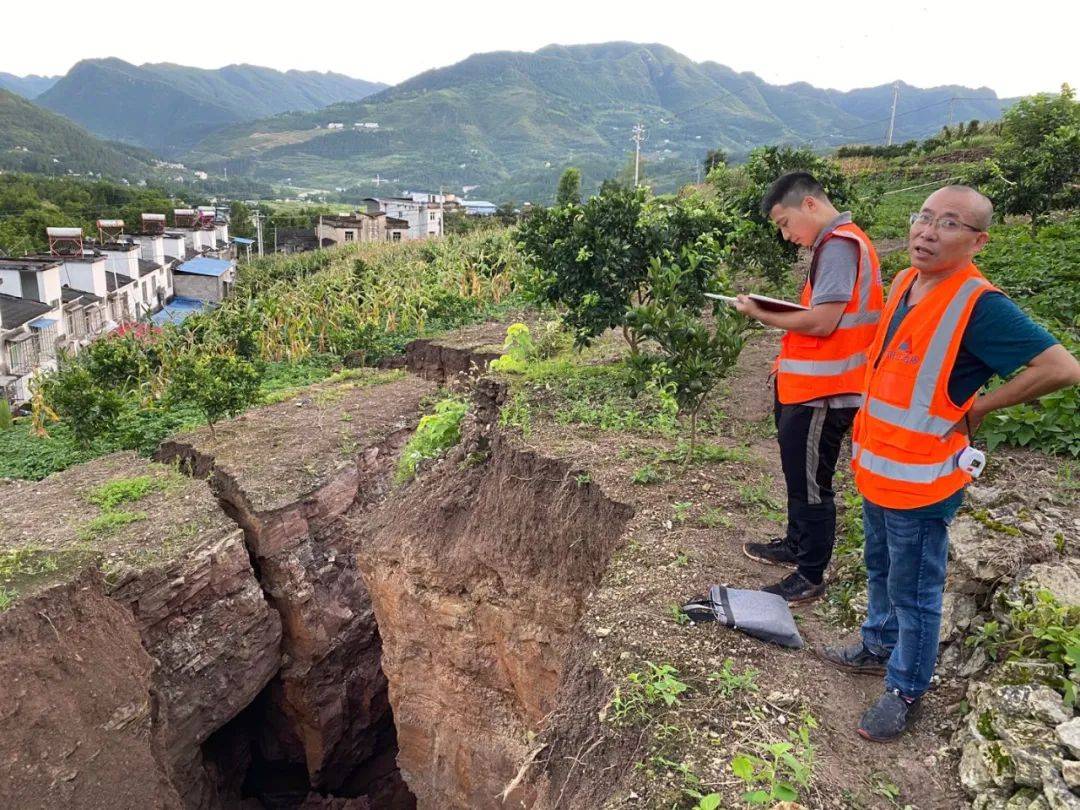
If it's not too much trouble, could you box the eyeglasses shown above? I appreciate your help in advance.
[909,212,984,233]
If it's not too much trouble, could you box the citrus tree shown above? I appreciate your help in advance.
[625,250,745,460]
[973,85,1080,233]
[516,183,732,347]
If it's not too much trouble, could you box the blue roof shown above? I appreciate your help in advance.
[29,317,58,329]
[462,200,496,207]
[231,236,255,245]
[175,257,233,277]
[150,297,206,326]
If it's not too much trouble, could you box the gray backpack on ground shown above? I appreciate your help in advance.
[681,584,804,649]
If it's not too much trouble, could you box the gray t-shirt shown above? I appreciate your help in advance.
[803,212,862,410]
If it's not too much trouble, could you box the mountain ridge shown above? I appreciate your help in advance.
[185,42,1011,201]
[37,58,387,155]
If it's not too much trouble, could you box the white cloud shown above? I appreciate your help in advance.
[4,0,1075,98]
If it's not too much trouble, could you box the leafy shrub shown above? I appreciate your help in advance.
[970,85,1080,233]
[626,251,745,459]
[974,218,1080,456]
[39,365,126,448]
[489,323,537,373]
[166,351,262,439]
[395,397,469,483]
[969,586,1080,705]
[516,184,731,347]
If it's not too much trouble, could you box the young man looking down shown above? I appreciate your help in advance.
[735,172,883,604]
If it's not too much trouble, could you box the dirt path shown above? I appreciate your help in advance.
[515,331,966,809]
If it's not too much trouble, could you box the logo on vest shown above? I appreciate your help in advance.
[884,339,920,366]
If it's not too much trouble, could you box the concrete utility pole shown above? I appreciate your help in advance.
[254,211,264,257]
[631,123,647,187]
[947,97,956,129]
[886,82,900,146]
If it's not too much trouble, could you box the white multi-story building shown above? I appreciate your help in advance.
[0,258,65,403]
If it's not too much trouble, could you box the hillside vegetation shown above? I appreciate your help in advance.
[38,58,387,155]
[185,42,1009,202]
[0,88,156,179]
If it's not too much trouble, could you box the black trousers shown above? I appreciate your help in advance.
[774,390,857,583]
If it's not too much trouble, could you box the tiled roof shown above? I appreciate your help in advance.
[105,271,135,292]
[61,286,102,305]
[137,259,163,277]
[0,293,51,329]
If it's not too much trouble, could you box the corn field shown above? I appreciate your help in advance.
[195,229,523,363]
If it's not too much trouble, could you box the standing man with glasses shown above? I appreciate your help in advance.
[736,172,883,604]
[816,185,1080,742]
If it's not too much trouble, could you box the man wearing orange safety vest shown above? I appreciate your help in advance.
[815,186,1080,742]
[736,172,883,604]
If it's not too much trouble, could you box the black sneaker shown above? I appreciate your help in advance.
[762,571,825,604]
[815,641,890,675]
[858,689,920,742]
[743,537,798,568]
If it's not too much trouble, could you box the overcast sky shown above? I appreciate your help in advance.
[5,0,1075,98]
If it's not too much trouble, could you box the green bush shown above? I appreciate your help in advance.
[166,351,262,438]
[516,184,731,347]
[625,251,745,459]
[975,218,1080,456]
[395,397,469,483]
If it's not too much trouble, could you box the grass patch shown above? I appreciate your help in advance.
[85,475,165,510]
[500,356,680,438]
[77,510,147,541]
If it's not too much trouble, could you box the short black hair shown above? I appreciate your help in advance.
[759,171,827,216]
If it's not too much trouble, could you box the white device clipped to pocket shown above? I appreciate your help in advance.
[957,446,987,478]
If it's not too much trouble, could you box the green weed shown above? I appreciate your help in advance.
[707,658,760,698]
[609,662,689,726]
[0,546,59,585]
[730,714,817,805]
[672,502,693,523]
[631,464,664,485]
[698,508,733,529]
[738,481,784,521]
[395,397,468,483]
[819,489,867,629]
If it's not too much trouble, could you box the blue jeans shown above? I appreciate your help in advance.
[859,499,954,698]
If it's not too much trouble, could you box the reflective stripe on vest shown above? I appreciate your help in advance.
[775,223,884,404]
[852,441,961,485]
[778,351,868,376]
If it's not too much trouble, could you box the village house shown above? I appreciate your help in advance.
[0,257,65,404]
[172,256,235,304]
[273,228,319,254]
[360,197,443,239]
[461,200,498,216]
[315,212,411,247]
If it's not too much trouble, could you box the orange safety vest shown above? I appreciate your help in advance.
[775,222,884,404]
[852,263,998,509]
